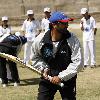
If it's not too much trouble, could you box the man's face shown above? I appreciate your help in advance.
[54,22,69,33]
[2,20,8,25]
[44,12,51,18]
[52,22,69,41]
[28,14,34,20]
[82,12,88,18]
[57,22,69,29]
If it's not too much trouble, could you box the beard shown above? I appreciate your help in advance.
[56,27,70,39]
[56,27,68,34]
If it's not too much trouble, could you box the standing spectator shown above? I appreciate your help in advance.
[21,10,41,64]
[80,8,97,68]
[0,16,12,83]
[0,16,11,37]
[41,7,51,33]
[32,11,82,100]
[0,32,27,87]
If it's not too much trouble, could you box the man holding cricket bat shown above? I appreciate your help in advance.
[32,11,82,100]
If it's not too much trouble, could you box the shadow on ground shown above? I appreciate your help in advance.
[20,78,40,86]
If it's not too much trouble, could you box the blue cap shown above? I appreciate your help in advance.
[49,11,73,23]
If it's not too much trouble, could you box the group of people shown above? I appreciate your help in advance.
[22,7,51,65]
[22,7,97,68]
[0,16,27,87]
[0,7,51,87]
[0,7,97,100]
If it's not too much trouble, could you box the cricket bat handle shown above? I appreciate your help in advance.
[48,75,64,87]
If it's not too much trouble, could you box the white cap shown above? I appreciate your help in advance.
[27,10,34,15]
[15,32,21,36]
[2,16,8,21]
[81,8,88,14]
[44,7,51,12]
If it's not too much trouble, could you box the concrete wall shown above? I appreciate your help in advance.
[0,0,100,17]
[0,0,100,26]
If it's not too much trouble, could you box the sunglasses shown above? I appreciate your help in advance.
[58,22,68,26]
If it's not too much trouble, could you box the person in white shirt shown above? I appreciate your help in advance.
[0,16,11,37]
[21,10,41,64]
[0,16,12,83]
[80,8,97,68]
[41,7,51,33]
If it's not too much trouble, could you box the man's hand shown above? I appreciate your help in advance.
[21,31,26,36]
[42,68,49,80]
[81,21,84,31]
[50,76,61,85]
[42,69,61,85]
[94,28,97,35]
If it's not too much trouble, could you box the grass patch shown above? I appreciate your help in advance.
[0,28,100,100]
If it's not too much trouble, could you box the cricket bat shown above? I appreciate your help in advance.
[0,52,64,87]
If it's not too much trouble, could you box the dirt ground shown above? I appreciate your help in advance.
[0,27,100,100]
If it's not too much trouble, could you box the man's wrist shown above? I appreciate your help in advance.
[58,75,63,81]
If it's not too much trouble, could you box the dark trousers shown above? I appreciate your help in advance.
[37,77,76,100]
[0,46,20,84]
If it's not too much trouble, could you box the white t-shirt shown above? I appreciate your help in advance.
[0,26,11,37]
[41,18,50,33]
[52,41,59,55]
[80,16,96,41]
[21,19,41,42]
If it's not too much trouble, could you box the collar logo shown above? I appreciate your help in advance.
[61,51,66,54]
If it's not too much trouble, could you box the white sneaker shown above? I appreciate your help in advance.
[0,78,2,83]
[91,65,96,68]
[14,82,19,87]
[2,84,7,88]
